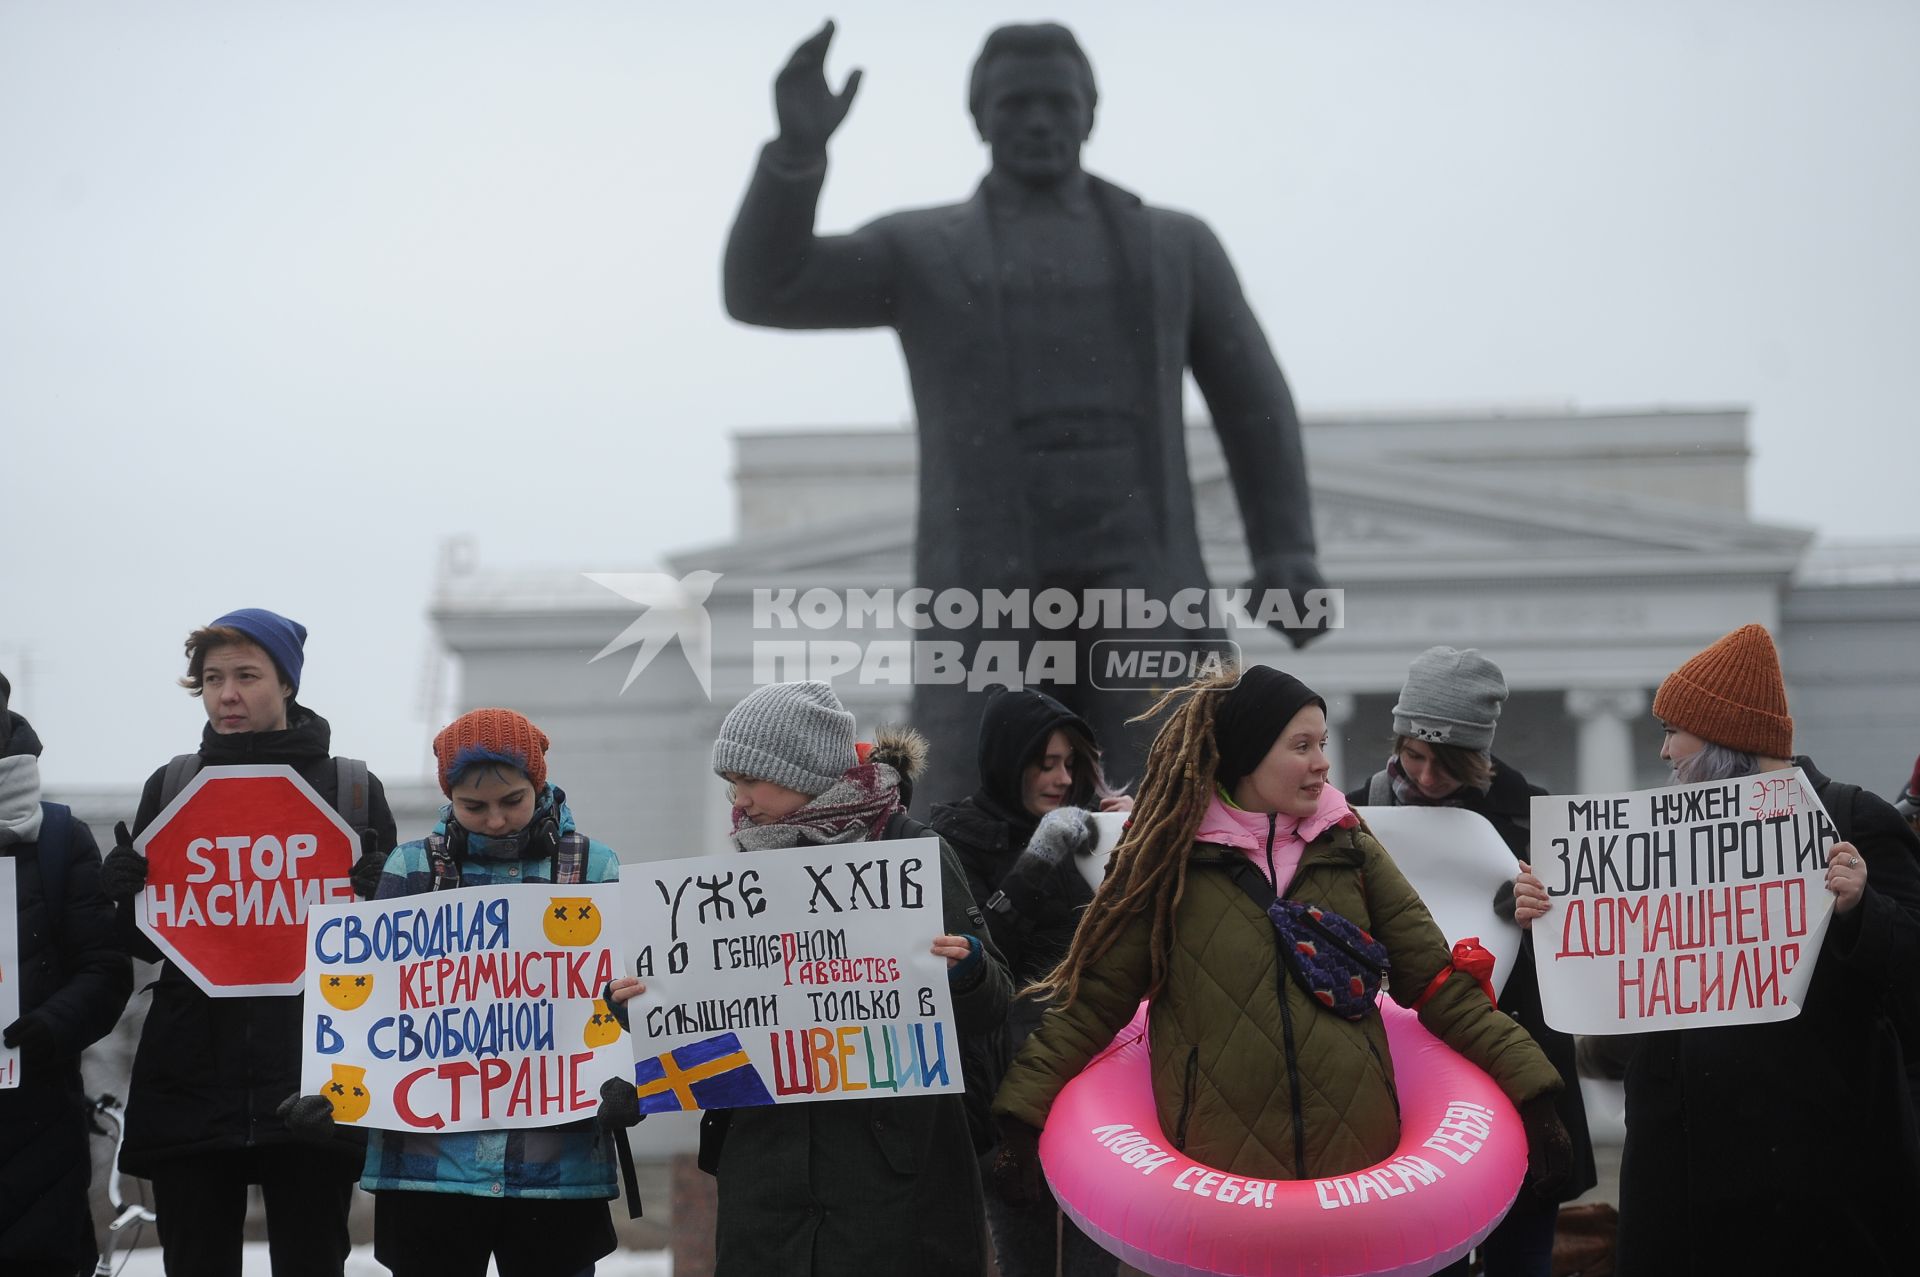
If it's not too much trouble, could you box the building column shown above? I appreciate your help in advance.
[1564,688,1649,794]
[1322,692,1358,792]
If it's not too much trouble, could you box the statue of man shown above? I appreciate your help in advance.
[725,21,1329,801]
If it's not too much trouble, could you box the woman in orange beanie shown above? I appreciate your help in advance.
[284,708,628,1276]
[1515,624,1920,1275]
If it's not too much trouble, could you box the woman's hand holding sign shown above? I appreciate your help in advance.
[1512,864,1552,930]
[1825,841,1867,914]
[931,934,973,968]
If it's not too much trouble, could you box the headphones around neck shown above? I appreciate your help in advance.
[445,803,562,863]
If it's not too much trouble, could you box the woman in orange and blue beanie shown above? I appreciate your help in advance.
[1515,624,1920,1275]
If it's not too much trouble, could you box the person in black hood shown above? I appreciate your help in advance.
[0,674,134,1276]
[97,610,396,1277]
[929,688,1129,1277]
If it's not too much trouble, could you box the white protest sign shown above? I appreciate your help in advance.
[300,883,630,1132]
[0,867,18,1088]
[1533,767,1838,1034]
[1360,806,1524,996]
[619,837,958,1113]
[1073,812,1128,893]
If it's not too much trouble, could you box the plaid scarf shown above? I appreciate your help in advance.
[730,762,902,852]
[1384,753,1489,808]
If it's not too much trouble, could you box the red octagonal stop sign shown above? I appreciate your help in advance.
[136,764,358,996]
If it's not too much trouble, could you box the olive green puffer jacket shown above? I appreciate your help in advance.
[994,818,1560,1180]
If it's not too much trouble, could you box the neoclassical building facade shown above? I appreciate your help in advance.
[423,406,1919,865]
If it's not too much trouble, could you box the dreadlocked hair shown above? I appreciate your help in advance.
[1029,666,1243,1010]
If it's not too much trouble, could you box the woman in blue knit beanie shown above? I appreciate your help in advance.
[96,608,397,1277]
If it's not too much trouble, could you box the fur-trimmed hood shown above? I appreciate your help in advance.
[857,723,929,810]
[859,724,929,785]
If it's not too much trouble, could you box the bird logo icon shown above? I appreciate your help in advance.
[586,570,722,698]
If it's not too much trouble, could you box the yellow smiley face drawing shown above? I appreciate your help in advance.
[325,1064,372,1123]
[319,972,375,1012]
[544,897,602,947]
[583,998,623,1048]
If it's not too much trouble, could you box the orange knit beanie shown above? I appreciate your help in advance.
[432,708,550,795]
[1651,624,1793,759]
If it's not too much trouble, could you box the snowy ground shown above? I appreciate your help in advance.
[105,1245,671,1276]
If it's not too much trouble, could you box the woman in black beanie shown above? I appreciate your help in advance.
[992,666,1571,1231]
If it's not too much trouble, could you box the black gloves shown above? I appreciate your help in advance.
[351,835,388,901]
[99,821,147,905]
[992,807,1096,917]
[600,982,633,1032]
[1519,1093,1572,1205]
[598,1076,644,1131]
[276,1093,338,1143]
[2,1012,62,1064]
[990,1116,1046,1205]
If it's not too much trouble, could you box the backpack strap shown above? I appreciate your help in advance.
[35,801,74,940]
[424,832,462,893]
[334,758,371,845]
[1821,780,1859,845]
[614,1125,643,1219]
[884,809,932,842]
[160,753,203,807]
[552,832,591,885]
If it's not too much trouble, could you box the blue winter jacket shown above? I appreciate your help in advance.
[360,787,622,1200]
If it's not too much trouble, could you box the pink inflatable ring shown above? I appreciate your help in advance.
[1038,1001,1526,1277]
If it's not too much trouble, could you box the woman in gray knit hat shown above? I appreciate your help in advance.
[1345,646,1595,1277]
[697,680,1011,1277]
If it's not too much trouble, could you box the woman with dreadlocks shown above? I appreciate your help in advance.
[991,666,1571,1208]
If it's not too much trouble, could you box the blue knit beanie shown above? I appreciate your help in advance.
[210,608,308,693]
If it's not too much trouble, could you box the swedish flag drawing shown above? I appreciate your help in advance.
[634,1032,776,1114]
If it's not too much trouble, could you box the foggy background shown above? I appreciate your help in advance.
[5,0,1915,790]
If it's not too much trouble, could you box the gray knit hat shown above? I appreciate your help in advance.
[1391,646,1508,753]
[712,681,858,796]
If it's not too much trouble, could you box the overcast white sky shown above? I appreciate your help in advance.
[5,0,1917,790]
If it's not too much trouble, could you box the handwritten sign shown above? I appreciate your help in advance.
[300,883,630,1132]
[618,837,959,1112]
[1533,767,1838,1034]
[0,868,17,1088]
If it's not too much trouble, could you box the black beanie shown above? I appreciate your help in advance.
[1212,666,1326,789]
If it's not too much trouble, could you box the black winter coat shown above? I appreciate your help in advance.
[1612,758,1920,1275]
[704,821,1011,1277]
[933,797,1092,1048]
[932,689,1097,1048]
[0,715,134,1272]
[1347,756,1599,1202]
[114,707,394,1177]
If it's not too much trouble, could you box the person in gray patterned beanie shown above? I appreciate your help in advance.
[1348,647,1599,1266]
[1372,645,1508,803]
[712,680,858,798]
[1392,645,1507,753]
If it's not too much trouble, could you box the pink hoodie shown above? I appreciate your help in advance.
[1193,784,1360,892]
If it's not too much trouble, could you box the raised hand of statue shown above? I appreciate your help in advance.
[772,20,863,162]
[1249,552,1336,650]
